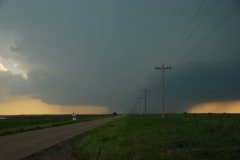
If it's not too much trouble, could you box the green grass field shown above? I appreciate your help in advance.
[0,114,113,136]
[72,114,240,160]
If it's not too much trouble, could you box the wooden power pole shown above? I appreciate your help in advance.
[137,97,141,114]
[141,89,149,114]
[155,64,171,118]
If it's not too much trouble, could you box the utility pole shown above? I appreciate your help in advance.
[155,64,171,118]
[135,101,138,114]
[141,89,149,114]
[137,97,141,114]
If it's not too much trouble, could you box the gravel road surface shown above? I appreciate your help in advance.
[0,116,120,160]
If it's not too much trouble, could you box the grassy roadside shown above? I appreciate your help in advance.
[72,114,240,160]
[0,114,113,136]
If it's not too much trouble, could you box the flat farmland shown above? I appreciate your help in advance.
[72,114,240,160]
[0,114,113,136]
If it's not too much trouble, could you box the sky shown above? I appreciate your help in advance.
[0,0,240,115]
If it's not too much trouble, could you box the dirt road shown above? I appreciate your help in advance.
[0,116,120,160]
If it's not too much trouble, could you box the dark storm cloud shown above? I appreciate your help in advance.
[0,0,239,113]
[0,0,5,7]
[147,60,240,113]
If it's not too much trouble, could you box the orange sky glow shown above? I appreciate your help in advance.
[0,96,109,115]
[188,100,240,113]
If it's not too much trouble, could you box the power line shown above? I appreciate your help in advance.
[180,0,240,61]
[170,0,219,63]
[167,0,206,60]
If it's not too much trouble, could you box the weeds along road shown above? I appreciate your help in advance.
[0,116,120,160]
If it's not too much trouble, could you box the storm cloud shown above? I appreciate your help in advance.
[0,0,239,113]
